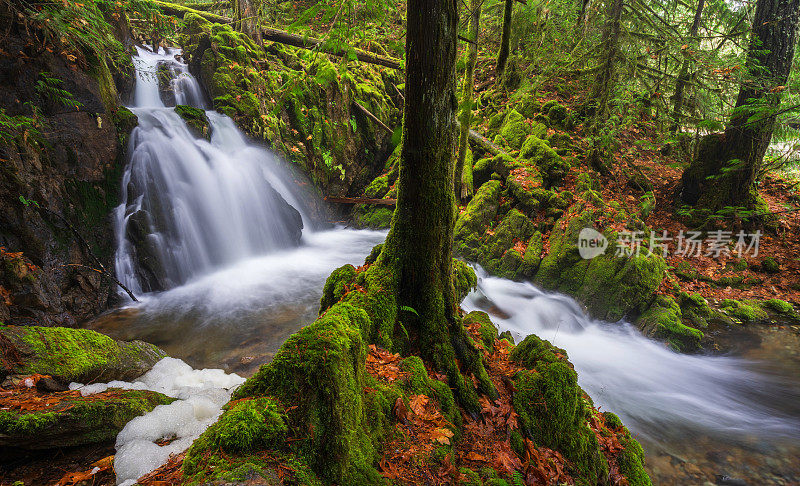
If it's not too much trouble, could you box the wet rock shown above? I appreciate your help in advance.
[175,104,211,140]
[125,209,169,293]
[716,474,748,486]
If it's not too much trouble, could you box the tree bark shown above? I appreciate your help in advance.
[378,0,495,413]
[679,0,800,211]
[234,0,261,43]
[588,0,624,124]
[669,0,705,134]
[496,0,514,76]
[455,0,481,202]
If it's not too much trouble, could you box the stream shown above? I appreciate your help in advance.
[90,47,800,485]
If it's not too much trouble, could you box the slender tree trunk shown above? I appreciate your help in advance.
[669,0,705,134]
[588,0,624,124]
[455,0,481,202]
[234,0,262,43]
[496,0,514,76]
[577,0,591,35]
[679,0,800,211]
[378,0,495,413]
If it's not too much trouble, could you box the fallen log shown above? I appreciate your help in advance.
[260,28,401,70]
[325,197,397,206]
[149,1,402,69]
[353,101,394,135]
[149,0,231,23]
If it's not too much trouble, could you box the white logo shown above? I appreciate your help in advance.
[578,228,608,259]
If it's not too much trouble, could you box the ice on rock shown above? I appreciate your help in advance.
[70,357,244,486]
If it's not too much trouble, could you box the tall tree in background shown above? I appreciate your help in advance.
[378,0,495,412]
[455,0,482,201]
[234,0,261,42]
[588,0,625,124]
[669,0,706,134]
[679,0,800,212]
[496,0,514,76]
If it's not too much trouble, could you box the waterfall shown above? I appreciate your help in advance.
[115,47,315,294]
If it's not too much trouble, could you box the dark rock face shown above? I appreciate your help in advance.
[0,10,135,326]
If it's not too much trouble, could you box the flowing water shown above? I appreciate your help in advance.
[95,48,800,484]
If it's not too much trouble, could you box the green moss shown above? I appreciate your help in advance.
[602,412,652,486]
[497,110,531,149]
[678,292,712,328]
[0,389,173,449]
[353,204,394,229]
[519,135,570,188]
[1,326,165,383]
[453,260,478,301]
[512,363,609,484]
[764,298,798,318]
[546,103,568,126]
[720,299,769,323]
[510,333,568,369]
[637,296,703,352]
[319,264,358,312]
[364,174,390,198]
[399,356,458,426]
[463,311,498,351]
[175,104,211,140]
[184,397,287,473]
[762,256,780,273]
[454,180,502,259]
[231,301,383,485]
[473,154,521,188]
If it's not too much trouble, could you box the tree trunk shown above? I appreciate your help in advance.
[669,0,705,134]
[234,0,261,43]
[455,0,481,202]
[679,0,800,211]
[496,0,514,76]
[588,0,624,124]
[378,0,495,413]
[577,0,591,35]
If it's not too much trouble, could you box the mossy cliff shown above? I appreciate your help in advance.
[0,4,139,325]
[179,14,401,198]
[180,251,650,485]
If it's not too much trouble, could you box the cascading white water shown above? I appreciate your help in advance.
[115,47,315,294]
[462,267,800,446]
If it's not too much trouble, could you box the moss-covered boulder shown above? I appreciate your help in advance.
[174,104,210,140]
[0,326,166,384]
[603,412,653,486]
[0,389,173,449]
[719,299,770,323]
[479,209,536,279]
[463,311,499,351]
[637,296,703,352]
[519,135,570,188]
[533,203,666,321]
[353,204,394,229]
[510,335,609,484]
[473,154,521,188]
[454,180,502,259]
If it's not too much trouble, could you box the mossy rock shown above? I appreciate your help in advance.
[763,298,799,319]
[364,174,390,198]
[463,311,498,351]
[454,180,502,259]
[546,102,568,126]
[720,299,769,323]
[174,104,211,140]
[533,204,666,321]
[398,356,459,426]
[0,326,166,384]
[473,154,521,188]
[0,389,173,449]
[231,301,384,485]
[453,260,478,301]
[602,412,653,486]
[512,362,609,484]
[497,110,532,149]
[510,333,568,369]
[637,296,703,352]
[353,204,394,229]
[479,209,536,279]
[761,256,780,274]
[519,135,570,188]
